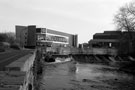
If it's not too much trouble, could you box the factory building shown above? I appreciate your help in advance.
[16,25,78,49]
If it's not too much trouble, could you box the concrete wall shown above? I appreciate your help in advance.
[21,52,36,71]
[0,51,36,90]
[27,26,36,47]
[20,51,36,90]
[16,25,28,47]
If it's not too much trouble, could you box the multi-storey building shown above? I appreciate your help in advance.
[89,31,122,49]
[89,31,135,55]
[16,25,78,49]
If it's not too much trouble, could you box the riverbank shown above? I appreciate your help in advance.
[0,50,36,90]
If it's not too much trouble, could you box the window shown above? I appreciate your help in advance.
[36,28,41,33]
[41,28,46,33]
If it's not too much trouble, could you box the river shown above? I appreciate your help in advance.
[39,61,135,90]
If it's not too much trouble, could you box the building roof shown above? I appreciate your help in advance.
[104,31,122,34]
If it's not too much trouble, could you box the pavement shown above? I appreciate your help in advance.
[0,49,32,70]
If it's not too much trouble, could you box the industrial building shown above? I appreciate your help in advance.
[16,25,78,49]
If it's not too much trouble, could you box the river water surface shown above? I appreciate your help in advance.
[40,61,135,90]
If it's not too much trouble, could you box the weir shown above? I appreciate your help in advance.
[37,50,135,90]
[46,53,135,69]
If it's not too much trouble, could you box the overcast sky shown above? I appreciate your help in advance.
[0,0,132,43]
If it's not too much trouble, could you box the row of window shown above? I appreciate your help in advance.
[46,35,68,43]
[36,42,52,47]
[37,34,68,43]
[91,42,119,48]
[36,28,46,33]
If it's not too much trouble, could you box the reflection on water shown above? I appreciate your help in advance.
[40,61,135,90]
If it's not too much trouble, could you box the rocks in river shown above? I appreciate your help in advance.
[82,79,93,83]
[114,78,118,81]
[43,54,55,62]
[44,57,55,62]
[82,79,98,84]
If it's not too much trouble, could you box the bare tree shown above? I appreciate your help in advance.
[114,1,135,32]
[114,1,135,54]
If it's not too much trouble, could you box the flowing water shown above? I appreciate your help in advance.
[40,61,135,90]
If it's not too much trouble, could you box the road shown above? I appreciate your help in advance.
[0,49,32,70]
[40,61,135,90]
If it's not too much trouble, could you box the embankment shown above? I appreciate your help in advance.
[0,50,36,90]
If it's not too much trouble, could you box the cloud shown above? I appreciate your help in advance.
[0,0,133,43]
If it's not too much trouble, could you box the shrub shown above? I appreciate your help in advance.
[10,44,20,50]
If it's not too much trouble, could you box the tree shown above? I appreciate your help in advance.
[0,32,16,44]
[0,33,8,42]
[114,1,135,32]
[6,32,16,45]
[114,1,135,54]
